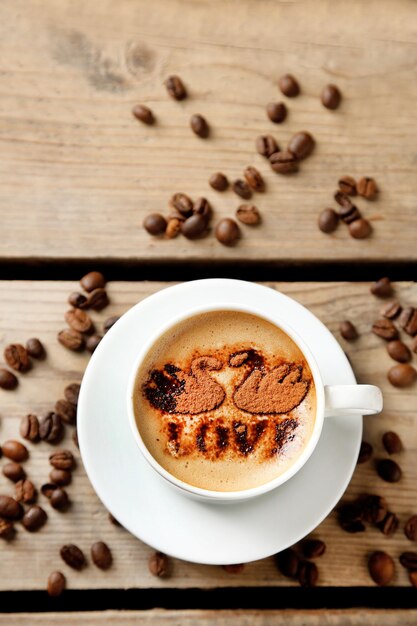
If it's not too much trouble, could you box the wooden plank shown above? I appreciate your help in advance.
[3,609,417,626]
[0,0,416,264]
[0,281,416,590]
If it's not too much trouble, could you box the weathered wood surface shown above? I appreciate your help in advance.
[3,609,417,626]
[0,281,416,590]
[0,0,416,263]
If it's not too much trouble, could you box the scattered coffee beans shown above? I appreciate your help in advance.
[334,191,353,209]
[22,505,47,532]
[378,512,399,536]
[256,135,279,158]
[39,413,64,444]
[4,344,30,372]
[165,217,181,239]
[91,541,113,570]
[64,383,80,406]
[270,150,298,174]
[361,495,388,524]
[288,131,315,160]
[86,334,102,353]
[412,336,417,354]
[370,277,392,298]
[149,551,169,577]
[275,548,299,578]
[47,571,66,597]
[41,484,58,499]
[15,479,37,504]
[215,218,240,246]
[243,166,265,192]
[381,301,402,319]
[2,440,28,462]
[55,399,76,425]
[278,74,300,97]
[368,551,394,586]
[68,292,88,309]
[382,431,403,455]
[0,518,15,540]
[190,114,209,138]
[108,512,121,527]
[236,205,261,226]
[103,316,120,333]
[49,450,75,471]
[170,193,193,217]
[399,307,417,336]
[372,319,398,341]
[26,338,45,359]
[50,468,72,487]
[65,309,93,334]
[181,214,208,239]
[357,177,378,200]
[349,218,372,239]
[58,329,85,351]
[80,271,106,293]
[387,363,417,388]
[50,488,70,511]
[302,539,326,559]
[340,321,358,341]
[339,204,361,224]
[132,104,155,125]
[86,288,109,311]
[60,544,86,570]
[387,340,411,363]
[404,516,417,542]
[0,495,23,520]
[232,179,252,200]
[165,75,186,100]
[377,459,402,483]
[321,84,342,110]
[0,369,18,390]
[358,441,373,464]
[298,561,318,587]
[399,552,417,571]
[266,102,287,123]
[209,172,229,191]
[338,176,357,196]
[2,462,25,483]
[193,197,212,220]
[338,503,366,534]
[143,214,167,236]
[318,208,339,233]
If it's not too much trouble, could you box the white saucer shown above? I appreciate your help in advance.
[78,279,362,565]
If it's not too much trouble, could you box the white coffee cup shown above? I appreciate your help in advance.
[127,302,382,502]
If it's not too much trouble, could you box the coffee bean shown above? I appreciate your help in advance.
[0,518,15,540]
[2,440,28,462]
[410,571,417,587]
[165,75,186,100]
[368,551,394,586]
[103,316,120,333]
[361,495,388,524]
[0,369,18,390]
[15,479,37,504]
[47,571,66,597]
[269,150,298,174]
[339,321,358,341]
[41,483,58,499]
[72,430,79,448]
[243,166,264,193]
[340,519,366,533]
[256,135,279,158]
[86,334,102,353]
[193,197,212,221]
[26,338,45,359]
[60,544,86,570]
[338,176,357,196]
[381,301,402,320]
[215,218,240,246]
[39,413,64,444]
[0,495,23,520]
[148,551,169,577]
[181,214,208,239]
[236,204,261,226]
[170,193,193,217]
[387,340,411,363]
[370,277,392,297]
[339,204,361,224]
[378,512,399,536]
[404,516,417,541]
[3,462,25,483]
[377,459,402,482]
[357,441,373,464]
[132,104,155,125]
[297,561,318,587]
[80,271,106,293]
[334,191,353,209]
[64,383,81,406]
[143,213,167,236]
[357,176,378,200]
[222,563,245,574]
[232,179,252,200]
[190,114,209,138]
[349,218,372,239]
[321,84,342,110]
[302,539,326,559]
[50,450,75,471]
[58,329,85,351]
[4,344,30,372]
[399,307,417,336]
[91,541,113,570]
[68,292,88,309]
[50,488,70,511]
[165,218,181,239]
[288,131,315,160]
[275,548,299,578]
[55,399,76,425]
[412,336,417,354]
[209,172,229,191]
[87,288,109,311]
[400,552,417,571]
[22,505,47,532]
[318,208,339,233]
[65,309,93,334]
[108,512,121,527]
[50,468,72,486]
[372,318,398,340]
[278,74,300,97]
[382,431,403,455]
[388,363,417,388]
[266,102,287,123]
[337,502,366,533]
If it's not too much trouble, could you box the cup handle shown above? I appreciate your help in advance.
[324,385,383,418]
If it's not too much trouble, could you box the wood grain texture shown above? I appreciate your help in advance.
[0,0,416,263]
[0,281,416,591]
[3,609,417,626]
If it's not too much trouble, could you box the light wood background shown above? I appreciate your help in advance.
[0,0,416,264]
[0,281,416,590]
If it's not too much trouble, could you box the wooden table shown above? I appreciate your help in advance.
[0,1,416,624]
